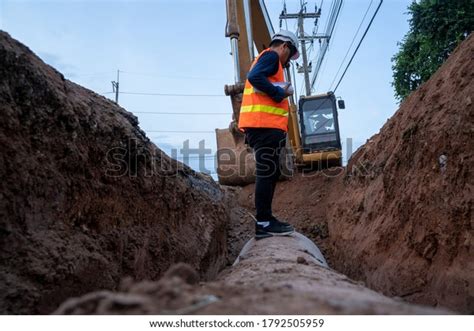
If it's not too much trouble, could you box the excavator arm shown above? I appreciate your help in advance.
[225,0,273,83]
[216,0,275,186]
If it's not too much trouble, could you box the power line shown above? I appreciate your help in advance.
[283,0,299,102]
[115,91,226,97]
[151,152,217,160]
[73,72,112,77]
[329,0,373,90]
[326,0,345,55]
[310,0,344,89]
[79,70,225,81]
[133,111,229,115]
[328,0,343,38]
[146,130,215,133]
[120,70,226,81]
[333,0,383,92]
[324,0,336,33]
[170,156,217,160]
[314,47,329,92]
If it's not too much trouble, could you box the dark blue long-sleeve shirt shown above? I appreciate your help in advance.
[247,51,286,103]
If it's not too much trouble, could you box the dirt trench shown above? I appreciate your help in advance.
[55,233,446,314]
[53,35,472,315]
[0,31,229,314]
[0,30,472,314]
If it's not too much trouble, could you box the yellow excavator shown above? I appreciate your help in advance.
[216,0,344,186]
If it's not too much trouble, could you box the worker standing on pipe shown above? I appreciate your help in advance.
[238,30,299,240]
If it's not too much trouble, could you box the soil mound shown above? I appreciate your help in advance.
[0,31,229,314]
[328,34,473,312]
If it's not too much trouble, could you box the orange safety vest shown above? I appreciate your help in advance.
[238,49,289,132]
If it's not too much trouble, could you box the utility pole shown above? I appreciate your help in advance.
[280,3,327,97]
[298,16,311,97]
[111,70,120,104]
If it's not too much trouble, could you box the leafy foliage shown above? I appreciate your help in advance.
[392,0,474,101]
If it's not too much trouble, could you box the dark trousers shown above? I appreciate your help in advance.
[245,128,286,221]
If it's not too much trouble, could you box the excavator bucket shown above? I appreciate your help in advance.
[215,129,256,186]
[216,84,256,186]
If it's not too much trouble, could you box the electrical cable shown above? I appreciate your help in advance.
[146,130,215,133]
[314,48,329,92]
[328,0,343,38]
[73,72,113,77]
[329,0,373,90]
[327,0,344,53]
[324,0,335,33]
[134,111,229,115]
[120,70,224,81]
[170,156,217,160]
[150,155,217,160]
[310,0,343,90]
[283,0,299,101]
[333,0,383,92]
[113,91,225,97]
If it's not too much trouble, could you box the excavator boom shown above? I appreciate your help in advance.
[216,0,274,186]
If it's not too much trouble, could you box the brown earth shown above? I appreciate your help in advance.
[1,29,472,315]
[55,236,448,315]
[239,34,474,313]
[0,31,229,314]
[327,33,473,312]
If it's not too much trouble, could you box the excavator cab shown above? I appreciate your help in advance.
[299,93,342,154]
[291,93,343,168]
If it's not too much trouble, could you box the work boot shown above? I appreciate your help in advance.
[270,216,291,227]
[255,225,273,240]
[255,219,294,240]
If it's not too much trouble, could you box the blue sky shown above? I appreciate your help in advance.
[0,0,412,176]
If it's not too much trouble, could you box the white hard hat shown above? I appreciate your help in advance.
[272,30,300,60]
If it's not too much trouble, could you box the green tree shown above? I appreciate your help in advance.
[392,0,474,101]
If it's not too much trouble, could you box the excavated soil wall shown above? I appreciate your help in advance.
[1,30,472,315]
[327,34,473,313]
[0,31,229,314]
[239,35,473,313]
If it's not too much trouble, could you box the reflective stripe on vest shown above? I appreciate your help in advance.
[238,49,289,132]
[241,104,289,117]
